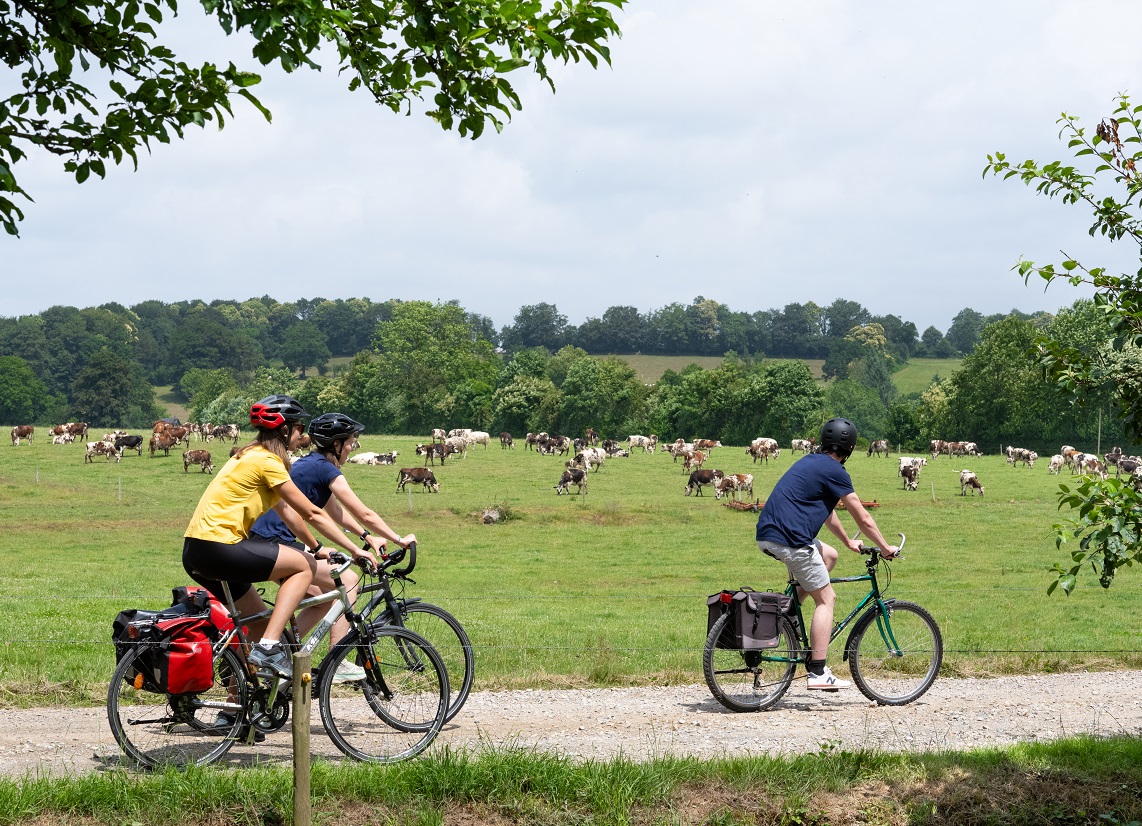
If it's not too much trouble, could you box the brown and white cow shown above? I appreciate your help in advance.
[790,438,814,454]
[746,443,776,465]
[572,447,607,472]
[499,432,514,449]
[555,467,588,495]
[149,434,179,458]
[682,450,707,474]
[929,439,948,459]
[85,440,121,463]
[714,473,754,501]
[898,456,927,475]
[628,434,657,453]
[1078,455,1108,479]
[415,443,450,466]
[867,439,890,458]
[52,432,75,445]
[430,428,447,444]
[959,470,984,496]
[685,468,724,496]
[10,425,33,446]
[585,428,600,446]
[183,449,215,474]
[397,467,439,493]
[901,464,919,491]
[1047,454,1065,475]
[694,438,722,452]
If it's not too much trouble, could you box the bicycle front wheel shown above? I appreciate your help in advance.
[845,600,943,705]
[318,625,449,763]
[394,602,474,723]
[703,612,799,712]
[107,646,247,769]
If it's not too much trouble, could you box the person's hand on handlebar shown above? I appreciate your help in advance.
[396,532,415,549]
[353,546,379,573]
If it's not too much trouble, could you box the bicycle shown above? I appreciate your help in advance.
[108,548,449,768]
[352,540,474,723]
[703,533,943,711]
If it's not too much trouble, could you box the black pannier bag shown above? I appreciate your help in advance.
[707,588,793,650]
[112,589,218,694]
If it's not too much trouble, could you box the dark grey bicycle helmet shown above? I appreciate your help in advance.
[819,417,857,457]
[249,395,309,429]
[308,412,365,449]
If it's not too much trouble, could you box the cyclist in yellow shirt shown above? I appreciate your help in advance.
[182,395,371,681]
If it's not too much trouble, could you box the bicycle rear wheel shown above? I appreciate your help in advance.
[393,602,474,723]
[318,624,448,763]
[845,600,942,705]
[107,646,247,769]
[703,613,799,712]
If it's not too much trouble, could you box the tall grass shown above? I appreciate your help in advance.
[0,431,1137,708]
[2,737,1140,825]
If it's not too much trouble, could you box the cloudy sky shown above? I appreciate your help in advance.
[6,1,1142,335]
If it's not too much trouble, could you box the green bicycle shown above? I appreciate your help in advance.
[704,534,942,711]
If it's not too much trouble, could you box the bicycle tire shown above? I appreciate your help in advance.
[388,602,474,723]
[845,600,942,706]
[703,612,799,712]
[317,624,449,763]
[107,645,247,769]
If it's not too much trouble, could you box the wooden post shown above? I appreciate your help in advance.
[292,651,312,826]
[930,480,936,503]
[407,486,413,513]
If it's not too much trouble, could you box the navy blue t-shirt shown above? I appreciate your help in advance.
[250,452,343,544]
[755,453,855,548]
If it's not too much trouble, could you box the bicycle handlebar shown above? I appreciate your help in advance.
[857,532,906,558]
[367,539,417,578]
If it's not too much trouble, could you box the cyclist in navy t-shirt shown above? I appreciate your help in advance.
[251,412,414,683]
[755,417,897,691]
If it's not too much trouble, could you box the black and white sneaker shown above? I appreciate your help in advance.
[248,643,292,680]
[806,666,851,691]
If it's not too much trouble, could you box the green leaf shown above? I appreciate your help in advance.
[236,89,272,122]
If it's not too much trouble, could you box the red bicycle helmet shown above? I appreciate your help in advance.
[249,395,309,430]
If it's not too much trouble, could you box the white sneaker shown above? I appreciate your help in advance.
[333,661,367,684]
[806,666,851,691]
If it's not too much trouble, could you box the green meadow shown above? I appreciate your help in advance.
[1,430,1137,709]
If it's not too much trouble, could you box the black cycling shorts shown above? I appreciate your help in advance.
[182,536,280,602]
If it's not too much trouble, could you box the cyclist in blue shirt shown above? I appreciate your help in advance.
[755,417,897,690]
[251,412,414,682]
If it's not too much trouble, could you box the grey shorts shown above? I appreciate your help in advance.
[757,539,829,592]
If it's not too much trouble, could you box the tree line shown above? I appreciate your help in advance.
[0,294,1127,457]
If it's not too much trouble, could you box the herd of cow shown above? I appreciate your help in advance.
[8,421,240,474]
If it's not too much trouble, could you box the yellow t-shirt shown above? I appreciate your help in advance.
[184,447,291,543]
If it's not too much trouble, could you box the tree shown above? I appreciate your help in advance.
[946,308,985,355]
[71,347,161,426]
[501,303,569,353]
[0,354,62,422]
[1,0,625,235]
[278,321,331,377]
[823,299,870,339]
[984,93,1142,591]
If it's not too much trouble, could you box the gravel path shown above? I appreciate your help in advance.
[4,672,1141,777]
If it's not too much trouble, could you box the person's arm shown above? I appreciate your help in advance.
[273,500,322,552]
[327,475,415,554]
[836,492,898,557]
[275,480,365,557]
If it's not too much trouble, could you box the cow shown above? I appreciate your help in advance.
[85,440,121,463]
[447,428,472,439]
[685,468,724,496]
[682,449,707,474]
[959,470,984,496]
[746,443,776,464]
[499,432,514,449]
[1078,455,1108,479]
[430,428,447,444]
[898,456,927,475]
[1006,447,1037,469]
[415,443,450,466]
[397,467,439,493]
[10,425,33,446]
[348,452,383,465]
[52,422,89,442]
[113,435,144,457]
[1048,454,1065,475]
[948,441,983,458]
[1115,458,1141,478]
[714,473,754,501]
[901,464,919,491]
[466,430,492,449]
[182,449,215,474]
[791,438,814,454]
[694,439,722,452]
[585,428,600,446]
[667,442,694,462]
[52,432,75,445]
[554,467,588,495]
[929,439,948,459]
[867,439,890,458]
[524,432,547,451]
[572,447,607,472]
[444,435,469,459]
[149,434,178,458]
[607,448,631,458]
[628,434,657,453]
[601,438,621,453]
[544,434,572,456]
[1104,447,1124,468]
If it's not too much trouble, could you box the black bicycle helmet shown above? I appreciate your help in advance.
[308,412,365,449]
[249,395,309,430]
[819,417,857,457]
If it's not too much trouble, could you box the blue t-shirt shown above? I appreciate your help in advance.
[755,453,855,548]
[250,452,343,544]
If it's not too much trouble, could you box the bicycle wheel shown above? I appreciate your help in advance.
[394,602,474,723]
[703,612,799,712]
[107,646,247,768]
[318,624,448,763]
[845,600,943,706]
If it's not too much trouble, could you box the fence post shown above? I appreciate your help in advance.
[292,651,312,826]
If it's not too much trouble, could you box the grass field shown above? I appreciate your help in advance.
[892,358,963,395]
[1,428,1137,710]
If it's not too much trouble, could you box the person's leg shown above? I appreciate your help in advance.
[295,561,359,646]
[804,582,837,662]
[261,547,316,641]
